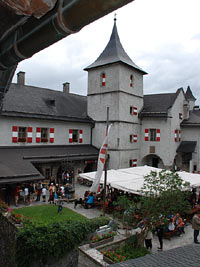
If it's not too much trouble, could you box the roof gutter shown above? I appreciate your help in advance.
[0,0,134,70]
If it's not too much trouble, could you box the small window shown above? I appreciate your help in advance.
[130,106,137,115]
[72,129,79,142]
[100,72,106,87]
[130,135,133,143]
[150,129,156,141]
[41,128,48,142]
[130,74,133,87]
[18,127,26,142]
[179,113,183,120]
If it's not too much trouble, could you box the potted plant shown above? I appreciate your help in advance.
[90,231,116,248]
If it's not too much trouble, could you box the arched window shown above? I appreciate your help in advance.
[130,74,133,87]
[100,72,106,87]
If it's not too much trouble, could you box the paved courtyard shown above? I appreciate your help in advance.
[10,182,196,253]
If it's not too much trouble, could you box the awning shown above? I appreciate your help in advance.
[0,175,44,185]
[176,141,197,153]
[0,145,98,184]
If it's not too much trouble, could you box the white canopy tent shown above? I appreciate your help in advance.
[79,166,200,195]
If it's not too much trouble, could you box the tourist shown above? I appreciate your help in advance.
[173,213,185,236]
[29,183,35,204]
[84,192,95,209]
[24,186,29,204]
[156,222,164,251]
[192,211,200,244]
[57,196,63,213]
[168,218,175,232]
[14,185,20,207]
[42,186,47,202]
[64,184,70,203]
[49,183,56,204]
[145,229,153,251]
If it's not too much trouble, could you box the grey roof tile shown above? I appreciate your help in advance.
[182,110,200,125]
[1,83,93,123]
[85,20,147,74]
[140,88,184,117]
[185,86,196,101]
[112,244,200,267]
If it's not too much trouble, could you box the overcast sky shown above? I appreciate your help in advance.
[13,0,200,104]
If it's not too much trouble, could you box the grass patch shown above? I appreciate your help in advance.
[12,205,87,224]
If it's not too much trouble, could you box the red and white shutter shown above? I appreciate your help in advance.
[156,129,160,142]
[130,74,133,87]
[132,159,137,167]
[49,128,54,143]
[133,107,138,115]
[36,128,41,143]
[102,73,106,86]
[69,129,73,143]
[133,134,137,143]
[179,130,181,142]
[145,129,149,141]
[79,130,83,143]
[174,130,178,142]
[12,126,18,143]
[27,127,32,143]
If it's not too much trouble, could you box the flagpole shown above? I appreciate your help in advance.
[103,107,109,216]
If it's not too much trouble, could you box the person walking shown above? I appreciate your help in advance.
[57,196,63,213]
[192,211,200,244]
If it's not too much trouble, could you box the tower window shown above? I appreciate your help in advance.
[101,73,106,87]
[130,74,133,87]
[150,129,156,141]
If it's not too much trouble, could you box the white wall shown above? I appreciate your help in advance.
[0,116,92,146]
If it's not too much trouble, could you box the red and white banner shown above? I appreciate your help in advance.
[90,125,111,193]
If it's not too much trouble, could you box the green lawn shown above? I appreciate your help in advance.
[12,205,87,224]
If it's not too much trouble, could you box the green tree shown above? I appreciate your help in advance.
[114,170,191,247]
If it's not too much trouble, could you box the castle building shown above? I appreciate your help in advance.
[0,19,199,189]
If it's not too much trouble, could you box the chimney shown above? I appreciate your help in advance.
[63,82,70,94]
[17,71,25,85]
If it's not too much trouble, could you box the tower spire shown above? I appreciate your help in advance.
[85,19,147,74]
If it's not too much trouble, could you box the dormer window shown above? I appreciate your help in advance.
[101,73,106,87]
[130,74,133,87]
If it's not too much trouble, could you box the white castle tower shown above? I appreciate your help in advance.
[85,18,147,169]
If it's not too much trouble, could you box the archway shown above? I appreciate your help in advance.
[141,154,164,169]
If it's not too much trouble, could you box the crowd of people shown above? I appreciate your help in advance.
[13,177,73,207]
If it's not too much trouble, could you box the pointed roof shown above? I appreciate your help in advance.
[185,86,196,101]
[84,19,147,74]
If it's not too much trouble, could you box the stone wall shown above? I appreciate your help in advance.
[0,213,18,267]
[78,235,128,267]
[30,249,78,267]
[0,212,79,267]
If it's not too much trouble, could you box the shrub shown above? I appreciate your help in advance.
[15,216,109,267]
